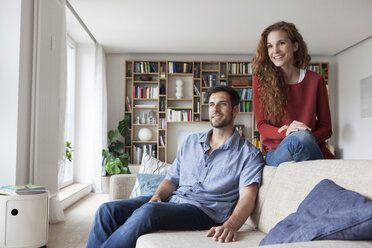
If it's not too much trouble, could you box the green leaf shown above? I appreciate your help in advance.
[118,153,129,167]
[65,141,74,162]
[108,130,119,143]
[118,116,129,138]
[110,140,124,155]
[106,158,121,175]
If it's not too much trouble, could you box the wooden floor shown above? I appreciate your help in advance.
[48,193,109,248]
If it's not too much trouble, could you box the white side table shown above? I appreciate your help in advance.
[0,193,49,248]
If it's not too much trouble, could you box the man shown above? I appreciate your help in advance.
[87,86,264,248]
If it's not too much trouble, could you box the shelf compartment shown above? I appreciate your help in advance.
[133,106,157,109]
[133,98,158,100]
[133,124,158,126]
[168,73,193,76]
[167,98,193,101]
[133,81,159,84]
[132,140,158,143]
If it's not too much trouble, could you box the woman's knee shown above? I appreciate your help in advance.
[289,130,316,145]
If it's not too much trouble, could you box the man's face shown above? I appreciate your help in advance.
[208,91,237,128]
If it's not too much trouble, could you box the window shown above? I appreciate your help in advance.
[61,36,76,188]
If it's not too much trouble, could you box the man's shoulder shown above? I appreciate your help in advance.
[183,130,210,144]
[235,135,262,155]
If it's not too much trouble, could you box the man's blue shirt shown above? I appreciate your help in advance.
[165,129,265,223]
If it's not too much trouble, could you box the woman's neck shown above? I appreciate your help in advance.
[282,65,300,84]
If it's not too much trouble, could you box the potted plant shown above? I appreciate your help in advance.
[101,116,131,193]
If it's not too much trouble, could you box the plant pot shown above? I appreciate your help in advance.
[101,176,111,194]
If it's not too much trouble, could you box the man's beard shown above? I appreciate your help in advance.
[210,112,233,128]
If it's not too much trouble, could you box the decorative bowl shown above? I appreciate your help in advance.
[138,128,153,141]
[140,76,152,81]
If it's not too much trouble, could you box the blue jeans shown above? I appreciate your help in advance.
[265,130,323,167]
[86,196,219,248]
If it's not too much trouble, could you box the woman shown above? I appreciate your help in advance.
[252,21,334,166]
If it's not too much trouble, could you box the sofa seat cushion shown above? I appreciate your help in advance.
[260,240,372,248]
[136,224,265,248]
[257,160,372,234]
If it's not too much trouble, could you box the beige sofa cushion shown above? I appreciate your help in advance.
[136,224,266,248]
[258,159,372,234]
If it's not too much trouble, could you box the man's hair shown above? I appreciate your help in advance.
[205,86,240,107]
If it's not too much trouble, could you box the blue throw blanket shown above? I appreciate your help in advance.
[260,179,372,246]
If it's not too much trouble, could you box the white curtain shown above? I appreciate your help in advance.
[93,44,108,192]
[74,44,107,193]
[50,0,67,224]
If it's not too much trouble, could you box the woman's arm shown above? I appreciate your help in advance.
[312,78,332,143]
[253,77,286,140]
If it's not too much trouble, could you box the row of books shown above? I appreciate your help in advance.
[228,62,252,74]
[159,135,166,146]
[194,101,200,113]
[168,62,192,73]
[308,64,328,80]
[133,86,159,99]
[133,144,157,164]
[134,62,158,73]
[0,184,47,195]
[167,109,192,122]
[237,88,253,100]
[159,118,166,129]
[202,74,219,87]
[126,96,132,112]
[240,101,252,112]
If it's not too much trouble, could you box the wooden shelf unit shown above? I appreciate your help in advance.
[125,60,256,164]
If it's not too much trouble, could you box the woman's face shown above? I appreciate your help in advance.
[266,30,298,69]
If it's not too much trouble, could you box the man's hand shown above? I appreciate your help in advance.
[206,223,237,243]
[149,194,162,202]
[206,184,258,243]
[148,179,178,203]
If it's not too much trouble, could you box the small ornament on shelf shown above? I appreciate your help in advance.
[175,79,184,99]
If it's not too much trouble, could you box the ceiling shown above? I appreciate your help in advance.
[67,0,372,56]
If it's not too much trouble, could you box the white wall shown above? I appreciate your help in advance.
[0,0,22,185]
[17,0,34,184]
[336,38,372,159]
[31,0,65,195]
[0,0,34,185]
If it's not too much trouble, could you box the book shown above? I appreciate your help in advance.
[126,96,132,112]
[193,85,200,95]
[0,184,47,195]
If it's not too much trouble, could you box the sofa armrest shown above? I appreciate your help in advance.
[109,174,137,201]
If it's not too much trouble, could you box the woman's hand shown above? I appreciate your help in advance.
[285,120,311,136]
[278,125,288,133]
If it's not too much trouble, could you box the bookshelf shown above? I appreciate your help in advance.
[125,60,255,164]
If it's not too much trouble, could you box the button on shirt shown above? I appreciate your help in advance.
[165,129,265,223]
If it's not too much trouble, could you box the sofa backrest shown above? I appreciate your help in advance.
[245,165,277,229]
[254,159,372,234]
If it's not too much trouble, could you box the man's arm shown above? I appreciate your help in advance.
[149,179,178,202]
[206,183,258,242]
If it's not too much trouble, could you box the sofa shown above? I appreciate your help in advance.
[109,159,372,248]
